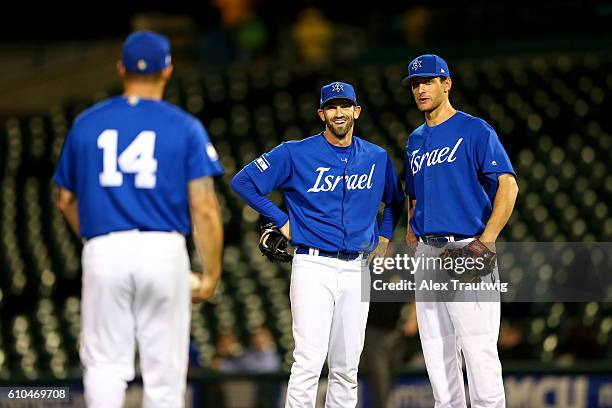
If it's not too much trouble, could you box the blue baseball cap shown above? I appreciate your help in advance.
[401,54,450,86]
[122,31,172,74]
[320,81,357,107]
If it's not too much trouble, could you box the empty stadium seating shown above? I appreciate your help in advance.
[1,52,611,379]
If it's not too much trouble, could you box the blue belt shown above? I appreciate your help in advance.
[296,246,363,261]
[418,234,472,248]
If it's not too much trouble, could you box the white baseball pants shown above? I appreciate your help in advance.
[80,230,191,408]
[415,241,505,408]
[285,254,369,408]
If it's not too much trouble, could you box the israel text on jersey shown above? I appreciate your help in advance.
[409,138,463,175]
[307,164,375,192]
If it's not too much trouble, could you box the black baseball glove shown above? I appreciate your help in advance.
[258,222,293,263]
[439,239,496,283]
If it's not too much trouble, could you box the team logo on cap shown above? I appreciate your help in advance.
[411,59,422,71]
[137,59,147,71]
[331,82,344,92]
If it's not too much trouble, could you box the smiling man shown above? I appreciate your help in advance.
[231,81,405,407]
[403,54,518,408]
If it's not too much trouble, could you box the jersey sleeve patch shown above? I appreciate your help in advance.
[254,155,270,172]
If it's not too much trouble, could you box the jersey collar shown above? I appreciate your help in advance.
[318,132,359,165]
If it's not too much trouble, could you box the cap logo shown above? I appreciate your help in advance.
[137,59,147,71]
[441,68,445,73]
[165,55,172,65]
[411,58,422,71]
[331,82,344,92]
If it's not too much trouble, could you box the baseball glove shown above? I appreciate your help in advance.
[439,239,496,283]
[259,222,293,263]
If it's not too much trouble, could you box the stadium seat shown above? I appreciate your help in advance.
[2,52,612,372]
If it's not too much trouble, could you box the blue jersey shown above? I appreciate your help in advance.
[54,96,224,239]
[243,133,404,253]
[405,111,515,237]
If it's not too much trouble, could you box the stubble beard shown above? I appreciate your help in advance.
[326,115,354,140]
[417,94,443,114]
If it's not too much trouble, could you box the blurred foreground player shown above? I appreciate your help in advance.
[403,54,518,407]
[54,32,224,407]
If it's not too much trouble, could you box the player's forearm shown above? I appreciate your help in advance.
[406,199,416,230]
[379,208,394,239]
[230,170,288,227]
[57,188,80,236]
[189,177,224,283]
[379,197,405,239]
[61,205,80,236]
[192,199,224,282]
[406,199,417,243]
[407,199,416,222]
[480,175,519,242]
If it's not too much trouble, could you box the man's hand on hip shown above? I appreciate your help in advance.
[280,220,291,241]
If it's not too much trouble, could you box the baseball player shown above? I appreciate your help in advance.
[402,54,519,407]
[53,32,224,407]
[230,81,405,408]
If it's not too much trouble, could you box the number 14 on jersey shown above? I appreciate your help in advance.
[97,129,158,189]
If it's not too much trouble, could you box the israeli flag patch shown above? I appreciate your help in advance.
[255,155,270,172]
